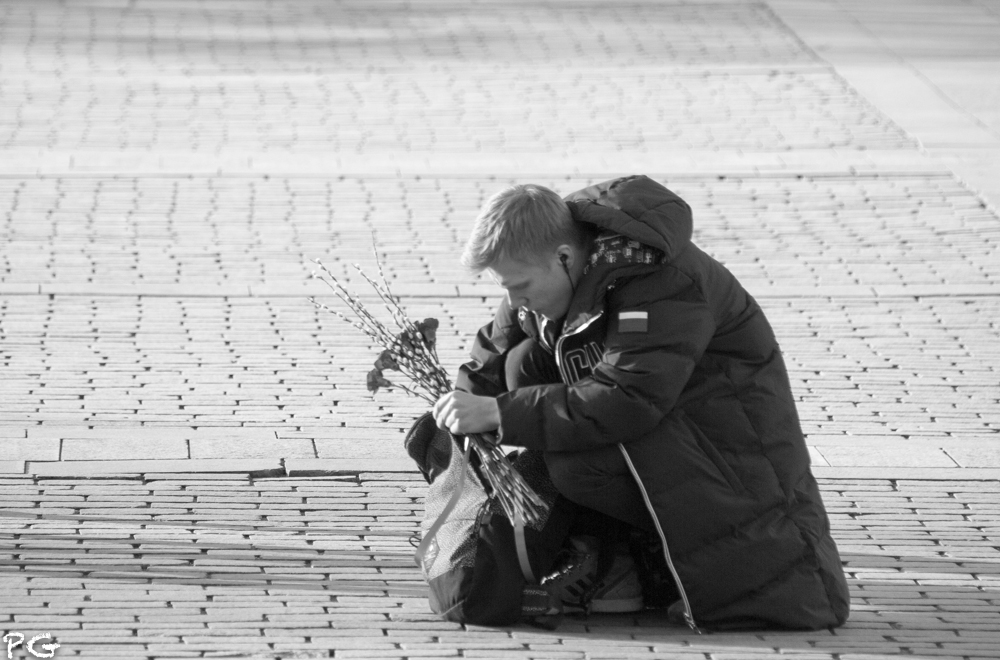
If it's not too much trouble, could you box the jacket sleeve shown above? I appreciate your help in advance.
[495,269,715,452]
[454,296,527,397]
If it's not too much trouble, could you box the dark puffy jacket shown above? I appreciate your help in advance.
[456,175,850,630]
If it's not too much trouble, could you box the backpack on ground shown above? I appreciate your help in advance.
[405,412,577,625]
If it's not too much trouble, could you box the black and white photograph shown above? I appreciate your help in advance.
[1,0,998,658]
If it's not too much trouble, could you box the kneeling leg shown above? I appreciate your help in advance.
[545,445,655,533]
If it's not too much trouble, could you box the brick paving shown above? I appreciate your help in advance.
[2,474,1000,659]
[0,293,997,469]
[0,174,995,293]
[0,68,912,154]
[0,171,996,469]
[1,0,999,657]
[3,2,906,162]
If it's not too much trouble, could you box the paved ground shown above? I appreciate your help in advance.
[1,0,999,658]
[4,474,1000,659]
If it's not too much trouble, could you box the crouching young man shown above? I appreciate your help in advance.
[432,175,850,630]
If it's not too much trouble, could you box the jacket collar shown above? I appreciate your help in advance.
[560,239,662,335]
[558,175,693,334]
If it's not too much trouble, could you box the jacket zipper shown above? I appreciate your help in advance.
[554,312,604,383]
[618,444,701,633]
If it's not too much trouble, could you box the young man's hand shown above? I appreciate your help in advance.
[432,391,501,436]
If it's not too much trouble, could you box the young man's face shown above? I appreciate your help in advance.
[488,250,574,322]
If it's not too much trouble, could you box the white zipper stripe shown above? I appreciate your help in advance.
[618,443,701,633]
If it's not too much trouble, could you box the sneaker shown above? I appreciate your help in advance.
[543,535,644,613]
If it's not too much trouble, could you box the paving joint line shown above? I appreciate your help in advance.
[1,290,997,299]
[10,464,1000,481]
[0,169,962,180]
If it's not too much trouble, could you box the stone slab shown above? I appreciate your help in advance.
[0,437,60,461]
[941,446,1000,469]
[813,445,958,468]
[142,473,254,481]
[38,283,251,297]
[807,440,1000,469]
[189,436,314,460]
[806,436,1000,447]
[872,284,1000,298]
[14,151,880,178]
[313,438,411,462]
[807,446,830,467]
[27,427,278,441]
[284,459,416,476]
[61,437,189,461]
[813,467,1000,480]
[0,460,25,474]
[18,151,959,179]
[27,459,283,477]
[0,283,41,294]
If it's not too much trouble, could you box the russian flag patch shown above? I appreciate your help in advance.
[618,310,648,333]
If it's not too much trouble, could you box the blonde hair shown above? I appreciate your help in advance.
[461,184,587,272]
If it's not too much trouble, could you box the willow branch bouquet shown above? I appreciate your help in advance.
[309,252,548,527]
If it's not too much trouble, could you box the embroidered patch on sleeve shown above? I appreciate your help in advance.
[618,310,648,333]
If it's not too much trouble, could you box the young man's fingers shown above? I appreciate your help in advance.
[431,392,447,417]
[445,410,460,434]
[432,402,449,431]
[431,393,454,428]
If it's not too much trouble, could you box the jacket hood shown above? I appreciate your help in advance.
[564,175,693,264]
[553,176,693,333]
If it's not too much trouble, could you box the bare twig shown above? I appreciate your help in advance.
[310,247,548,526]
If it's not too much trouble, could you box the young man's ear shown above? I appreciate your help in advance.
[555,245,575,270]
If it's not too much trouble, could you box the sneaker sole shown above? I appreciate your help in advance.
[589,596,644,613]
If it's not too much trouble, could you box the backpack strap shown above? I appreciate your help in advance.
[513,510,536,583]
